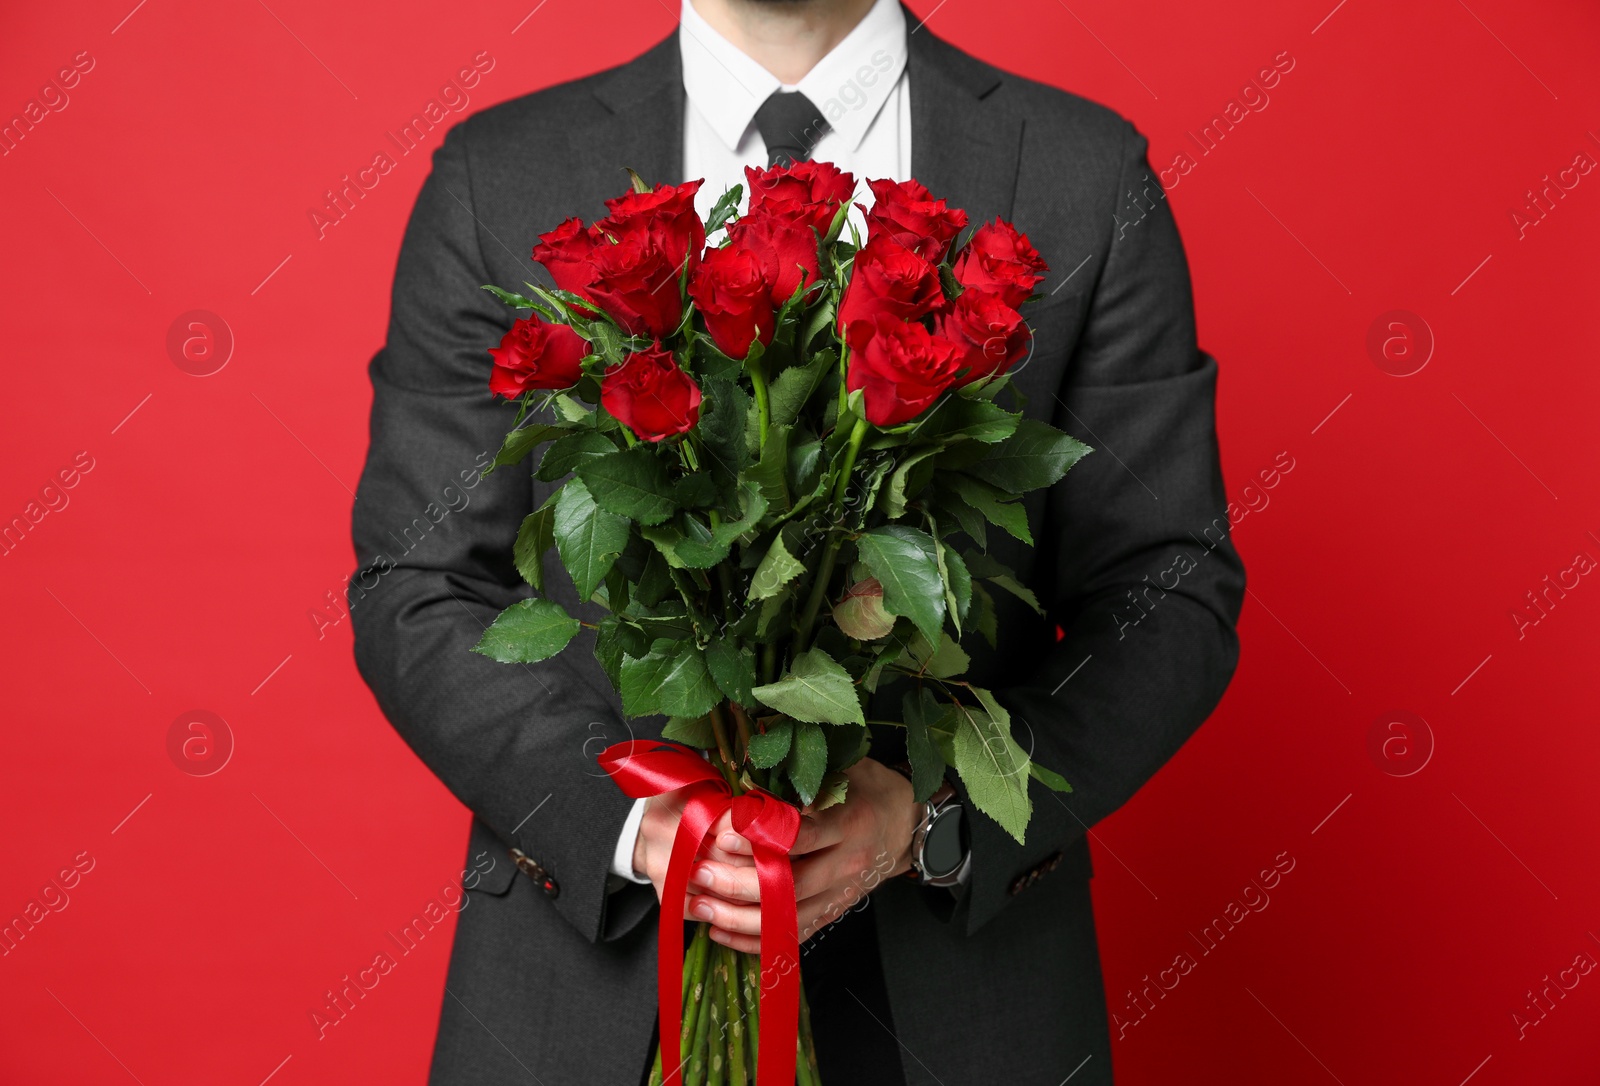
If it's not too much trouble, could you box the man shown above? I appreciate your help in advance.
[350,0,1245,1082]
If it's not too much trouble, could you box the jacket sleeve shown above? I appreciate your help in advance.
[348,120,655,944]
[952,120,1247,935]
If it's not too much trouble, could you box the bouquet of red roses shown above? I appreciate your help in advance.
[474,160,1088,1086]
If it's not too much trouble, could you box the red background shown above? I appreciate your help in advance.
[3,1,1598,1082]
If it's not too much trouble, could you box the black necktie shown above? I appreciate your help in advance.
[754,90,830,167]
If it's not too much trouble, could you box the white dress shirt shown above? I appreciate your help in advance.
[608,0,913,886]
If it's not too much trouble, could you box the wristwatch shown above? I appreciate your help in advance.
[892,765,972,889]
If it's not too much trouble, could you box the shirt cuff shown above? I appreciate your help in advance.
[609,796,652,885]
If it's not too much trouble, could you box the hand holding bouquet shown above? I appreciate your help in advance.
[473,160,1089,1086]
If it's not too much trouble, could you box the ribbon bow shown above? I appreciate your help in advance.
[598,739,802,1086]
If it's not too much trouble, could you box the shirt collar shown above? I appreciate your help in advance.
[679,0,907,156]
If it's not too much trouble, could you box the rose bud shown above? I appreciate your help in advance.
[600,342,703,441]
[744,160,856,236]
[837,234,946,332]
[844,313,963,427]
[725,208,822,306]
[585,219,687,339]
[937,290,1031,385]
[688,245,777,360]
[600,179,706,272]
[952,219,1049,308]
[833,577,896,640]
[532,217,604,300]
[863,178,968,263]
[488,316,588,399]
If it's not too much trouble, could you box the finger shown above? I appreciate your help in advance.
[789,848,850,902]
[702,839,757,867]
[709,926,761,955]
[687,893,762,935]
[790,812,847,857]
[690,858,761,903]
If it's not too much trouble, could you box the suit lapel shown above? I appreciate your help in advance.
[905,20,1022,228]
[575,30,686,210]
[577,21,1016,222]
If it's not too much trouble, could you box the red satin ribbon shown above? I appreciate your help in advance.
[598,740,802,1086]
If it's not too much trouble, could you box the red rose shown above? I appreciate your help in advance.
[601,179,706,271]
[725,209,822,306]
[688,245,776,360]
[952,219,1049,307]
[488,316,587,399]
[601,342,702,441]
[845,314,963,427]
[936,290,1031,385]
[532,217,604,298]
[864,178,968,262]
[585,218,686,338]
[837,234,945,331]
[744,160,855,235]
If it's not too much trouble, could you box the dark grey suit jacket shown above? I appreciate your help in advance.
[350,17,1244,1085]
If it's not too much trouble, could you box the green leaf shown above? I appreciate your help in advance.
[492,422,575,472]
[706,642,757,709]
[751,647,864,726]
[924,397,1019,444]
[785,720,829,806]
[903,631,969,679]
[749,426,791,510]
[699,377,753,481]
[962,419,1092,492]
[746,719,793,769]
[936,538,972,628]
[1029,762,1073,793]
[620,641,722,719]
[944,475,1032,545]
[950,694,1032,844]
[576,445,678,526]
[512,499,556,591]
[938,261,965,302]
[988,573,1044,615]
[882,447,940,521]
[749,533,807,601]
[482,284,552,317]
[706,183,743,234]
[553,393,594,424]
[634,548,674,607]
[471,598,580,664]
[662,714,716,748]
[537,430,616,482]
[768,352,834,429]
[971,582,999,648]
[855,526,946,644]
[812,770,849,812]
[902,689,948,803]
[554,479,630,601]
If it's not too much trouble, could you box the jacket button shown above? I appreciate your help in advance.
[542,877,560,899]
[509,848,543,878]
[1008,875,1028,896]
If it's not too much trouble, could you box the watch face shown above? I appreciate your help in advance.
[923,806,965,878]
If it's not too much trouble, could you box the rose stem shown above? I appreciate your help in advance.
[706,950,727,1086]
[741,951,760,1080]
[724,945,748,1086]
[794,415,870,653]
[706,705,742,792]
[748,357,771,449]
[678,925,712,1073]
[688,935,715,1086]
[796,982,821,1086]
